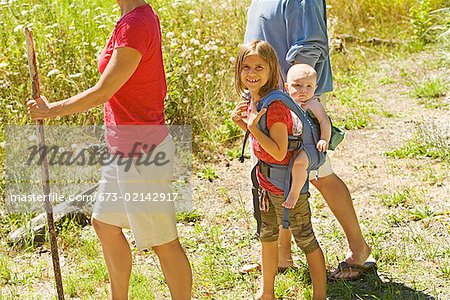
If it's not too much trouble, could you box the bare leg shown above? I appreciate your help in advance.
[152,239,192,300]
[311,174,372,279]
[283,151,308,209]
[256,241,278,300]
[305,248,326,300]
[92,218,132,300]
[278,227,293,269]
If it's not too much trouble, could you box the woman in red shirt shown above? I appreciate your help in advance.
[28,1,192,299]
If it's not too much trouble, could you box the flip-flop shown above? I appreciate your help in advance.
[239,263,261,274]
[239,263,293,275]
[329,261,376,281]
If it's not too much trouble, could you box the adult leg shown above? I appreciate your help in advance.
[278,228,293,269]
[152,238,192,300]
[278,150,309,270]
[311,174,372,279]
[92,218,132,300]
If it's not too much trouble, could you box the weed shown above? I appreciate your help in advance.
[197,165,218,182]
[407,205,434,221]
[386,122,450,162]
[410,78,447,99]
[378,188,414,208]
[176,210,202,223]
[0,254,11,284]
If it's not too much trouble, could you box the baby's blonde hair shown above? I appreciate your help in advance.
[287,64,317,83]
[234,40,282,97]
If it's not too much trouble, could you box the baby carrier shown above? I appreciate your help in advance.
[240,90,326,233]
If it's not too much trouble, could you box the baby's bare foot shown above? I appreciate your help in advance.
[282,193,299,209]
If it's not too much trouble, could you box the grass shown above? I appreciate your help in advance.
[385,122,450,163]
[196,165,218,182]
[409,78,448,109]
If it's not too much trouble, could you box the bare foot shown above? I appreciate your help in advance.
[282,192,299,209]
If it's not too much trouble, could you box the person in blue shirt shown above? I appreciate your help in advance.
[244,0,374,281]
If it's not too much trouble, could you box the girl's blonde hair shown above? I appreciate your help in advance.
[234,40,283,98]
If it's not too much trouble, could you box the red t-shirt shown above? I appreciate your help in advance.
[98,4,168,154]
[98,4,166,126]
[251,101,294,194]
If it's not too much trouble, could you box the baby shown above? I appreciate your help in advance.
[283,64,331,209]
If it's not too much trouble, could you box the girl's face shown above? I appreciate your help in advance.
[240,54,270,96]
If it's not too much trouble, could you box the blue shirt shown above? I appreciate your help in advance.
[244,0,333,95]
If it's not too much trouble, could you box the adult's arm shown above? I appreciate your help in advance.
[28,47,142,120]
[285,0,329,67]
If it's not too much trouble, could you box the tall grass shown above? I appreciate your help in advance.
[1,0,448,154]
[327,0,449,40]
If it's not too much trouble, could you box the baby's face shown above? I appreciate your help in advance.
[285,76,317,104]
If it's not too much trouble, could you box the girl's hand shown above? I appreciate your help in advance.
[27,95,52,120]
[317,139,328,152]
[231,100,249,123]
[248,108,267,133]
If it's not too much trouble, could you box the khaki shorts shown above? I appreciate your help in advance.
[313,93,334,178]
[92,135,178,250]
[259,191,319,254]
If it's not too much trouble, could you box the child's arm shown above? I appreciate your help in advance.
[247,109,288,162]
[231,100,249,132]
[306,99,331,152]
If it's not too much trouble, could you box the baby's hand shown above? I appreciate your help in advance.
[317,139,328,152]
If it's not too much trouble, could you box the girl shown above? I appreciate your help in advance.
[231,40,326,300]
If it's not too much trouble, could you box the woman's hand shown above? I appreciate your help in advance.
[247,108,267,133]
[27,95,52,120]
[231,100,249,123]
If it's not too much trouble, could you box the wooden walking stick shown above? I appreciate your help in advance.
[24,27,65,300]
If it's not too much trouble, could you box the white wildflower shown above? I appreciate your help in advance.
[47,69,61,77]
[13,24,24,33]
[69,73,82,78]
[190,38,200,45]
[166,32,175,39]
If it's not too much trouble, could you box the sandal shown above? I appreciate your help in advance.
[329,261,376,281]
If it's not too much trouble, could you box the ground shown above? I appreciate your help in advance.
[1,48,449,299]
